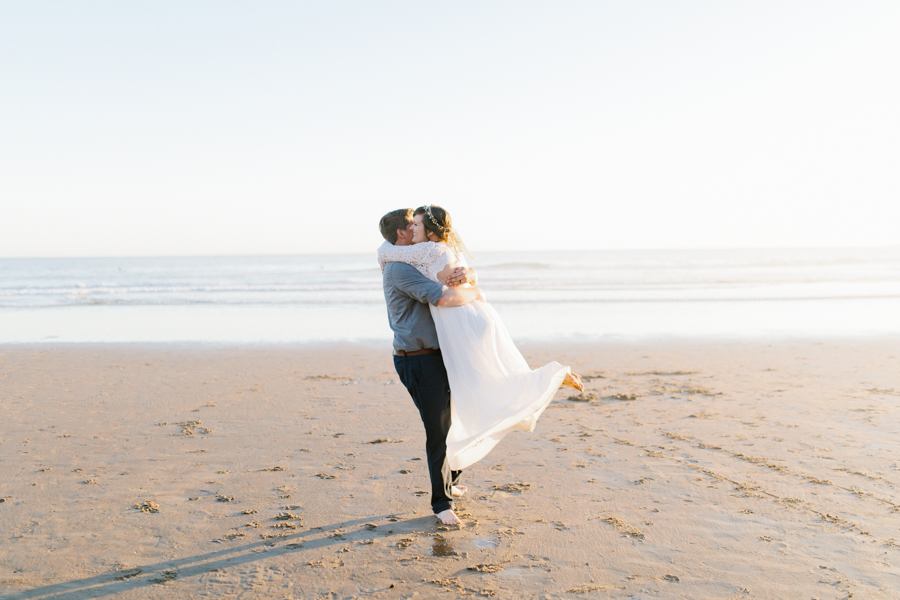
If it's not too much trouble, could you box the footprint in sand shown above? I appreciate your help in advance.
[491,482,531,493]
[149,571,177,584]
[134,500,160,513]
[115,568,143,581]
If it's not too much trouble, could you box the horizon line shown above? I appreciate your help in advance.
[2,244,899,260]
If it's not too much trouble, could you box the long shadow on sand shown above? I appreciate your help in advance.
[1,514,438,600]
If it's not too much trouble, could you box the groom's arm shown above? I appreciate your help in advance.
[391,263,481,307]
[436,285,483,307]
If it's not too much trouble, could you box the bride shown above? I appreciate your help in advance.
[378,205,583,474]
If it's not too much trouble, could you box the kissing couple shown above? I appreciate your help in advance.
[378,205,583,526]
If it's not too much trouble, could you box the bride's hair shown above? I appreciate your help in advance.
[414,205,460,249]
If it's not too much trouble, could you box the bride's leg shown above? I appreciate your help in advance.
[451,485,468,498]
[562,369,584,392]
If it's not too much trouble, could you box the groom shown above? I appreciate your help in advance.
[378,208,482,526]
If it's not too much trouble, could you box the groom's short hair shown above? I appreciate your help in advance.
[379,209,413,244]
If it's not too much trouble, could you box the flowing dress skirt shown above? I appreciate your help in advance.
[431,300,569,471]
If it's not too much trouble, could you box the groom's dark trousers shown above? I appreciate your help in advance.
[382,260,462,515]
[394,352,461,514]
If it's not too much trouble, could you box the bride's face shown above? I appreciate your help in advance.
[411,214,428,244]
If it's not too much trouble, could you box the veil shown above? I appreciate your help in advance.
[446,228,474,261]
[423,204,474,261]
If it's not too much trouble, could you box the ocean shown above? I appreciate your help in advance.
[2,247,899,344]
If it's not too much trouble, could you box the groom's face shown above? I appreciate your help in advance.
[395,219,415,246]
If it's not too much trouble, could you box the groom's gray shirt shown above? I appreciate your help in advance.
[382,262,445,353]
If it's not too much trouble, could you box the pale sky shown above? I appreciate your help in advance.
[2,1,898,257]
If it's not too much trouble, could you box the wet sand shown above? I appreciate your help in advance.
[1,339,899,599]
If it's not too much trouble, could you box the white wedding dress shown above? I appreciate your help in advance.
[378,240,570,471]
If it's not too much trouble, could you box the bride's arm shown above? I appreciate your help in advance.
[377,241,475,286]
[377,241,440,269]
[377,241,456,284]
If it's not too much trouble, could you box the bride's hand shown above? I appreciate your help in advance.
[446,267,471,287]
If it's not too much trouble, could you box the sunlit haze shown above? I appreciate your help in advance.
[2,1,898,257]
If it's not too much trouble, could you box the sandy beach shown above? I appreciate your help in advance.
[1,339,899,599]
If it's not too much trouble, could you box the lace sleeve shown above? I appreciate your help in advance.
[377,241,453,283]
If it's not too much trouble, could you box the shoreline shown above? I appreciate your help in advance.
[5,294,900,345]
[1,340,898,598]
[3,330,900,348]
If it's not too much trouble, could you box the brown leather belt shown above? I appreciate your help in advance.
[394,348,441,357]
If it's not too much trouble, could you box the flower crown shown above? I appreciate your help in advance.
[424,205,449,232]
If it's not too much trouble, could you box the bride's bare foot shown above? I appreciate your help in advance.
[451,485,468,498]
[436,509,463,526]
[562,371,584,393]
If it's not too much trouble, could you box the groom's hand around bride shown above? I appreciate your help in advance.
[446,267,477,287]
[437,285,484,307]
